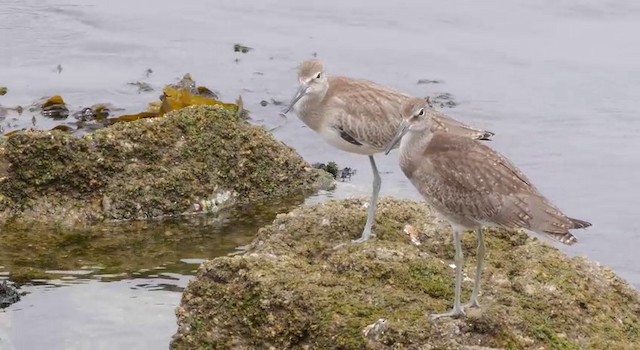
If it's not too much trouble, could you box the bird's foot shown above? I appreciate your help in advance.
[351,230,374,244]
[463,298,481,309]
[429,306,466,320]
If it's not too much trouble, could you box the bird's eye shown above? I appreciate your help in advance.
[316,72,322,79]
[417,108,425,117]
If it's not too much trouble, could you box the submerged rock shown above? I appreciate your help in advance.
[311,161,339,179]
[171,198,640,350]
[0,280,20,308]
[312,162,357,182]
[430,92,458,109]
[233,44,253,54]
[0,105,331,225]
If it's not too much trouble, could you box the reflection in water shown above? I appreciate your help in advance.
[0,192,307,282]
[0,193,311,349]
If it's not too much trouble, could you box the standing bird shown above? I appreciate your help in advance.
[283,60,494,243]
[384,97,592,319]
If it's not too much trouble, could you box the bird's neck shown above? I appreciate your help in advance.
[294,92,326,132]
[399,129,433,172]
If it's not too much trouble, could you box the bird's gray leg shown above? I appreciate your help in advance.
[352,155,381,243]
[430,228,466,319]
[464,227,485,308]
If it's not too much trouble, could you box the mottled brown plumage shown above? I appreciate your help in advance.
[408,132,588,242]
[385,97,592,319]
[284,60,494,243]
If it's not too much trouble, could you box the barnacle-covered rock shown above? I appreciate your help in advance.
[0,105,331,225]
[172,198,640,350]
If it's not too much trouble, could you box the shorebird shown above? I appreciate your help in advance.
[283,59,494,243]
[384,97,592,319]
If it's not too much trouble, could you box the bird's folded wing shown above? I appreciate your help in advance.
[429,110,494,141]
[327,78,408,149]
[416,133,537,223]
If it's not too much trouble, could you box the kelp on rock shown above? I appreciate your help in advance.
[2,73,246,138]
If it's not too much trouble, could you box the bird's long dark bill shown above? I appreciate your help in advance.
[283,84,309,114]
[384,121,410,155]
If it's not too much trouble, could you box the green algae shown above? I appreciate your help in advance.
[171,198,640,350]
[0,105,330,225]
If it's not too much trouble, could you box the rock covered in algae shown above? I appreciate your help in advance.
[0,105,331,225]
[0,280,21,308]
[171,198,640,350]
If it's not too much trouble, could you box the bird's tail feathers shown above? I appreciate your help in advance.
[567,217,592,229]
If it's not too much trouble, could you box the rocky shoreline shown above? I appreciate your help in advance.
[171,198,640,349]
[1,96,637,349]
[0,105,333,226]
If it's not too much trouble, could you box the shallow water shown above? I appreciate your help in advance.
[1,0,640,348]
[0,196,309,349]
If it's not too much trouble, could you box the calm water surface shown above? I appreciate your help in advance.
[1,0,639,349]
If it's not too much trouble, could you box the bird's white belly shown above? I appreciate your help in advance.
[318,126,380,155]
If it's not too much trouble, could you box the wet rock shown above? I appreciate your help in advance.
[258,99,285,108]
[171,198,640,350]
[39,95,69,120]
[72,107,96,121]
[163,74,220,101]
[0,280,20,308]
[195,86,218,100]
[233,43,253,54]
[312,161,339,179]
[0,105,331,225]
[169,74,197,92]
[337,167,356,182]
[312,162,356,182]
[72,104,114,122]
[270,98,284,106]
[128,81,154,93]
[430,92,458,108]
[417,79,442,84]
[50,125,75,133]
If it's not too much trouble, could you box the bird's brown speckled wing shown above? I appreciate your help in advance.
[325,77,408,149]
[325,77,494,149]
[412,133,577,241]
